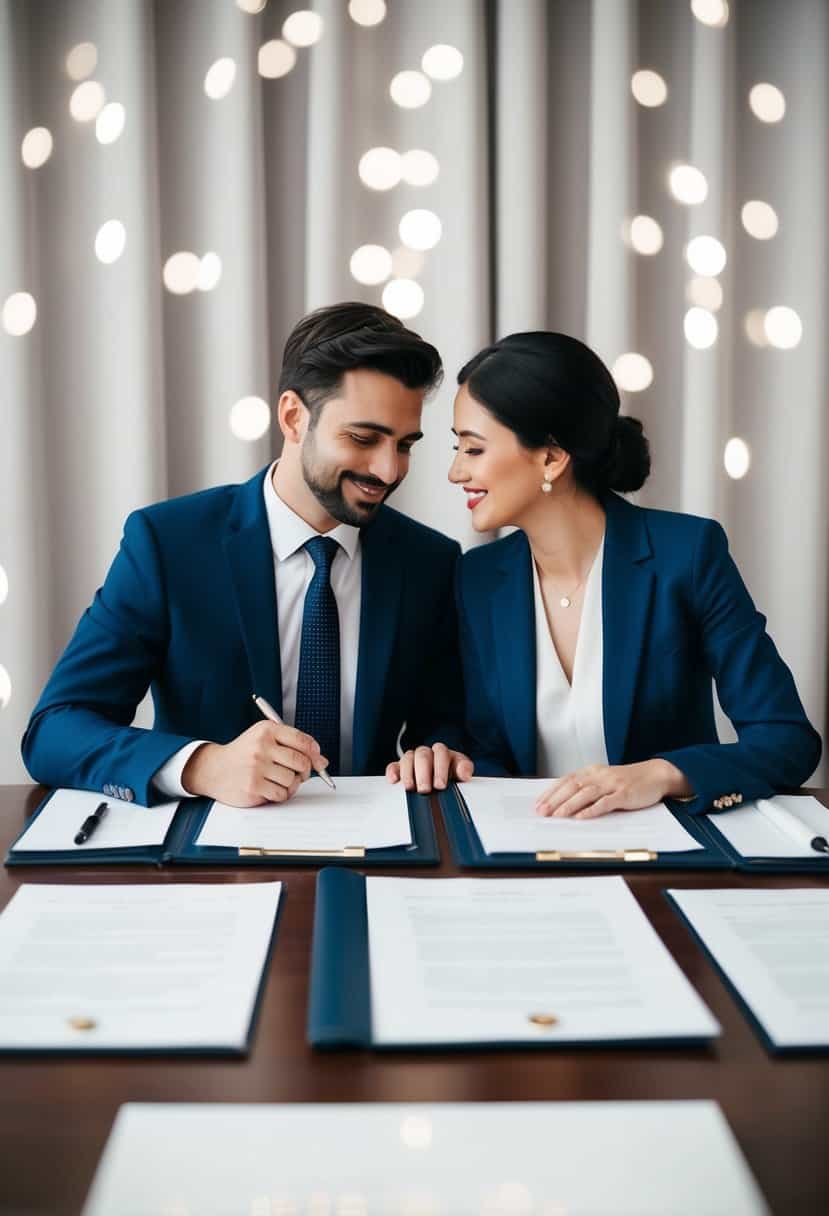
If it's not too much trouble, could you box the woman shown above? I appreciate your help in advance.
[449,332,821,818]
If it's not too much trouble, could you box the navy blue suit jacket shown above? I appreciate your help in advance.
[23,468,465,804]
[456,491,821,814]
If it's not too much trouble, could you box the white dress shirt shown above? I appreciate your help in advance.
[534,538,608,776]
[154,462,362,796]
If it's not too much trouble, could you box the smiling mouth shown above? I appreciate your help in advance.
[348,476,387,500]
[464,488,488,510]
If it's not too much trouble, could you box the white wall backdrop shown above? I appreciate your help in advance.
[1,0,826,783]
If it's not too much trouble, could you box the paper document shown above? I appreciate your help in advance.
[0,882,280,1051]
[707,795,829,859]
[83,1100,768,1216]
[12,788,179,853]
[669,887,829,1048]
[366,874,719,1045]
[461,777,702,854]
[196,775,412,851]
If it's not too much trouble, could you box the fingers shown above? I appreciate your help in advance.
[386,760,401,783]
[574,794,619,819]
[413,746,435,793]
[271,744,313,781]
[550,784,600,818]
[452,753,475,783]
[264,721,322,762]
[431,743,451,790]
[535,775,580,817]
[397,750,416,790]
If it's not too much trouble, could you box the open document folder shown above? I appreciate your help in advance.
[667,887,829,1052]
[438,776,732,870]
[308,870,720,1049]
[82,1101,769,1216]
[0,882,281,1054]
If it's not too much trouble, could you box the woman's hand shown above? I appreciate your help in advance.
[535,759,691,819]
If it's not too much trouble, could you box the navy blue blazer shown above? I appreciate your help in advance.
[456,491,821,814]
[23,467,466,805]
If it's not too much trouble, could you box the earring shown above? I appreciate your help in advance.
[541,470,553,494]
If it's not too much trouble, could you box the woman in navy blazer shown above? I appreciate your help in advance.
[449,332,820,818]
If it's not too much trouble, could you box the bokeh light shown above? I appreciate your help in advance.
[66,42,98,81]
[741,200,778,240]
[749,83,786,123]
[349,244,393,285]
[197,252,223,292]
[612,352,654,392]
[204,58,237,100]
[236,0,267,12]
[764,306,802,349]
[348,0,386,25]
[724,437,750,479]
[258,39,296,78]
[684,307,718,349]
[399,209,442,251]
[0,564,8,606]
[0,664,10,710]
[628,215,663,255]
[686,276,723,312]
[95,220,126,265]
[163,252,201,294]
[390,71,431,109]
[382,278,424,320]
[230,396,271,440]
[744,309,769,348]
[391,246,425,279]
[400,1115,433,1150]
[631,69,668,107]
[421,45,464,81]
[401,149,439,187]
[2,292,37,336]
[668,163,708,205]
[95,102,126,144]
[69,80,106,122]
[358,147,402,191]
[691,0,730,28]
[21,127,53,169]
[685,235,727,276]
[283,11,324,47]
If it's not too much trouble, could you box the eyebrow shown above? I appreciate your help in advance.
[451,428,488,440]
[348,422,423,441]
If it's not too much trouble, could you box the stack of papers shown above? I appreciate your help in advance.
[366,874,719,1046]
[196,775,412,852]
[11,789,179,852]
[83,1100,769,1215]
[462,777,702,855]
[0,882,281,1052]
[668,887,829,1050]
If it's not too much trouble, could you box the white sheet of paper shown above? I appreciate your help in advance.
[196,775,412,851]
[0,882,280,1050]
[669,887,829,1048]
[12,788,179,853]
[366,874,719,1045]
[83,1100,768,1216]
[707,795,829,859]
[461,776,702,854]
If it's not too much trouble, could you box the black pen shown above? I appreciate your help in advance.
[74,801,109,846]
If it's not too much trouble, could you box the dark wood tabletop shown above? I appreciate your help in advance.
[1,784,828,1216]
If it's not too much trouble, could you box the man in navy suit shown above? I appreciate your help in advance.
[23,303,473,807]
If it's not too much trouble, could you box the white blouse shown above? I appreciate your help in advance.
[533,539,608,776]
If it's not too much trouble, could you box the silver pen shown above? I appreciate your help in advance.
[252,694,336,790]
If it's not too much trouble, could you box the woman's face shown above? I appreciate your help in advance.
[448,384,551,532]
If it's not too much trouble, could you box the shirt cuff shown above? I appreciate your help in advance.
[153,740,208,798]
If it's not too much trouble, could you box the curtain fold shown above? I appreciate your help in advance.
[1,0,826,782]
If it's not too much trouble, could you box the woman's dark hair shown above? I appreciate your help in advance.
[278,302,443,421]
[457,331,650,494]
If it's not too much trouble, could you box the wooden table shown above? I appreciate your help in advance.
[1,785,827,1216]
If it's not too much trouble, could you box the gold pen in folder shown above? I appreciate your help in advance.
[252,693,336,790]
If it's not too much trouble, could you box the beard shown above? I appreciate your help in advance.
[301,441,399,528]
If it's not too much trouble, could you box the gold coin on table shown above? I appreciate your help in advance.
[528,1012,559,1027]
[67,1016,97,1031]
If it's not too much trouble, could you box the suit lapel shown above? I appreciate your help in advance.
[491,533,536,775]
[352,510,404,774]
[223,468,283,715]
[601,492,655,764]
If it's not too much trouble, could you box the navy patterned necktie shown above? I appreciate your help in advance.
[294,536,341,776]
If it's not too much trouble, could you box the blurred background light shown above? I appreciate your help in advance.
[163,252,201,294]
[391,246,425,278]
[686,276,723,311]
[0,665,10,710]
[21,127,53,168]
[204,58,236,100]
[631,69,668,107]
[684,306,719,348]
[764,305,802,349]
[685,235,727,276]
[66,41,97,81]
[627,215,663,255]
[741,200,778,240]
[744,308,769,347]
[95,102,126,145]
[382,278,424,319]
[236,0,268,12]
[0,564,8,606]
[390,71,431,109]
[230,396,271,440]
[691,0,730,28]
[668,163,708,204]
[197,252,223,292]
[421,45,464,81]
[399,209,442,251]
[282,11,324,47]
[401,149,439,187]
[612,352,654,392]
[69,80,106,122]
[258,39,296,78]
[2,292,37,336]
[724,437,751,479]
[349,244,393,285]
[94,220,126,265]
[749,82,786,122]
[348,0,386,26]
[358,146,402,190]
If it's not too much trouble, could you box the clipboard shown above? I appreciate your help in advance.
[5,789,439,868]
[703,802,829,875]
[437,783,733,871]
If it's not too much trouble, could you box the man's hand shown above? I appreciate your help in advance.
[534,759,692,819]
[386,743,474,793]
[182,721,325,807]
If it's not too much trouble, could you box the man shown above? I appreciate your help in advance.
[23,303,473,807]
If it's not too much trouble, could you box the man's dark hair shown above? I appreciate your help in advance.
[277,302,443,421]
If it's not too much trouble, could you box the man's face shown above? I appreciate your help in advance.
[300,368,425,526]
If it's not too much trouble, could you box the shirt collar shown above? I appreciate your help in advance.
[263,461,361,562]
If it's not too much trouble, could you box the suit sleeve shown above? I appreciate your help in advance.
[655,519,821,814]
[401,541,471,757]
[21,509,199,806]
[454,561,514,776]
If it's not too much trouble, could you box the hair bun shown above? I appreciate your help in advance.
[604,415,651,493]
